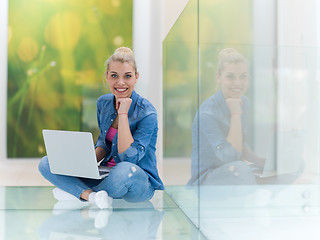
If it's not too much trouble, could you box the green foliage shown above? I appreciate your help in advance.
[7,0,133,158]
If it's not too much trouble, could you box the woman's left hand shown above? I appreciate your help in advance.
[116,98,132,114]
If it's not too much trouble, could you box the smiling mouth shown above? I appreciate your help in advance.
[115,88,128,93]
[230,88,243,93]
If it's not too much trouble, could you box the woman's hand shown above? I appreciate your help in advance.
[116,98,132,114]
[226,98,243,152]
[95,147,107,163]
[116,98,134,154]
[243,146,266,170]
[226,98,242,115]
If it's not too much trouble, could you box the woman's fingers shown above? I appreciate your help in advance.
[117,98,132,113]
[226,98,242,115]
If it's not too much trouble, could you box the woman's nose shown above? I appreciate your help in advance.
[118,77,125,84]
[234,78,241,85]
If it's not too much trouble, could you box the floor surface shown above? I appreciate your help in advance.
[2,160,320,239]
[166,184,320,240]
[0,187,206,240]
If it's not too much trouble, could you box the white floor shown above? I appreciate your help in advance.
[165,184,320,240]
[0,187,206,240]
[0,158,202,239]
[0,160,50,186]
[0,157,191,186]
[2,158,320,239]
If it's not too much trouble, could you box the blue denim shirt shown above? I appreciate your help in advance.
[95,90,164,190]
[188,90,249,186]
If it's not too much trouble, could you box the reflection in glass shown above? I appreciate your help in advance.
[38,202,163,240]
[189,48,264,187]
[190,47,319,189]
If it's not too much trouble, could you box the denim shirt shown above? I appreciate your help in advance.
[188,90,249,186]
[95,90,164,190]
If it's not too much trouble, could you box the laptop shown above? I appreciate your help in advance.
[255,130,304,178]
[42,129,111,179]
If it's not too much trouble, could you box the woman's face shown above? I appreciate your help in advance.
[105,61,138,100]
[217,62,249,98]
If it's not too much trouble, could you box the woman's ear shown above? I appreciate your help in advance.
[135,72,139,83]
[216,73,221,85]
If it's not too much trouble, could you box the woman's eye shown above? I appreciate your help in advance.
[111,74,118,78]
[125,75,132,78]
[240,74,248,80]
[226,75,234,80]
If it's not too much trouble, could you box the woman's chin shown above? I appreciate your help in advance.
[114,91,132,99]
[228,93,243,98]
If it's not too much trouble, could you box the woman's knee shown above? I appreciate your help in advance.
[38,156,50,176]
[204,161,255,185]
[123,187,155,203]
[228,161,254,175]
[109,162,145,181]
[114,161,137,171]
[105,162,149,195]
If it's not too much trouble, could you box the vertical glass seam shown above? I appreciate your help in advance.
[197,0,201,231]
[274,0,278,171]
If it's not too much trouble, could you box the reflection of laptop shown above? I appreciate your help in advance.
[256,130,304,178]
[42,129,111,179]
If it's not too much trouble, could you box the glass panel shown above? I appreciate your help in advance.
[7,0,133,158]
[163,0,200,228]
[197,0,320,239]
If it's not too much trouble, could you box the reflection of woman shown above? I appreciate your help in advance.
[188,48,264,186]
[39,47,164,208]
[38,203,163,240]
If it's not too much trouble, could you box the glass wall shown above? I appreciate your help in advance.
[163,0,200,227]
[164,0,320,238]
[7,0,133,158]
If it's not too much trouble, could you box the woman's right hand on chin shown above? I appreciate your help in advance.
[226,98,242,115]
[116,98,132,114]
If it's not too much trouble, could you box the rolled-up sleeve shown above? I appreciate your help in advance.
[199,111,242,163]
[118,113,157,164]
[214,141,241,162]
[94,100,108,153]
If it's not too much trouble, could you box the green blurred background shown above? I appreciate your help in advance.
[7,0,133,158]
[163,0,253,158]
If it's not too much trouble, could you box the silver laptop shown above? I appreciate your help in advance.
[42,129,111,179]
[255,130,304,178]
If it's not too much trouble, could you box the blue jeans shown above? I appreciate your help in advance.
[202,161,256,185]
[38,156,155,202]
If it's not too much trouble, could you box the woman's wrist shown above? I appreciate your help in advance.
[118,112,128,115]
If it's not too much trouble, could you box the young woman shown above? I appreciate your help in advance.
[188,48,264,186]
[39,47,164,209]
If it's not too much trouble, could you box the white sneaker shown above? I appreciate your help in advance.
[88,191,113,209]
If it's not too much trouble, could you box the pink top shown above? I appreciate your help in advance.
[105,127,118,167]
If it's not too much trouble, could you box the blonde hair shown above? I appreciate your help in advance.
[217,48,247,75]
[105,47,138,74]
